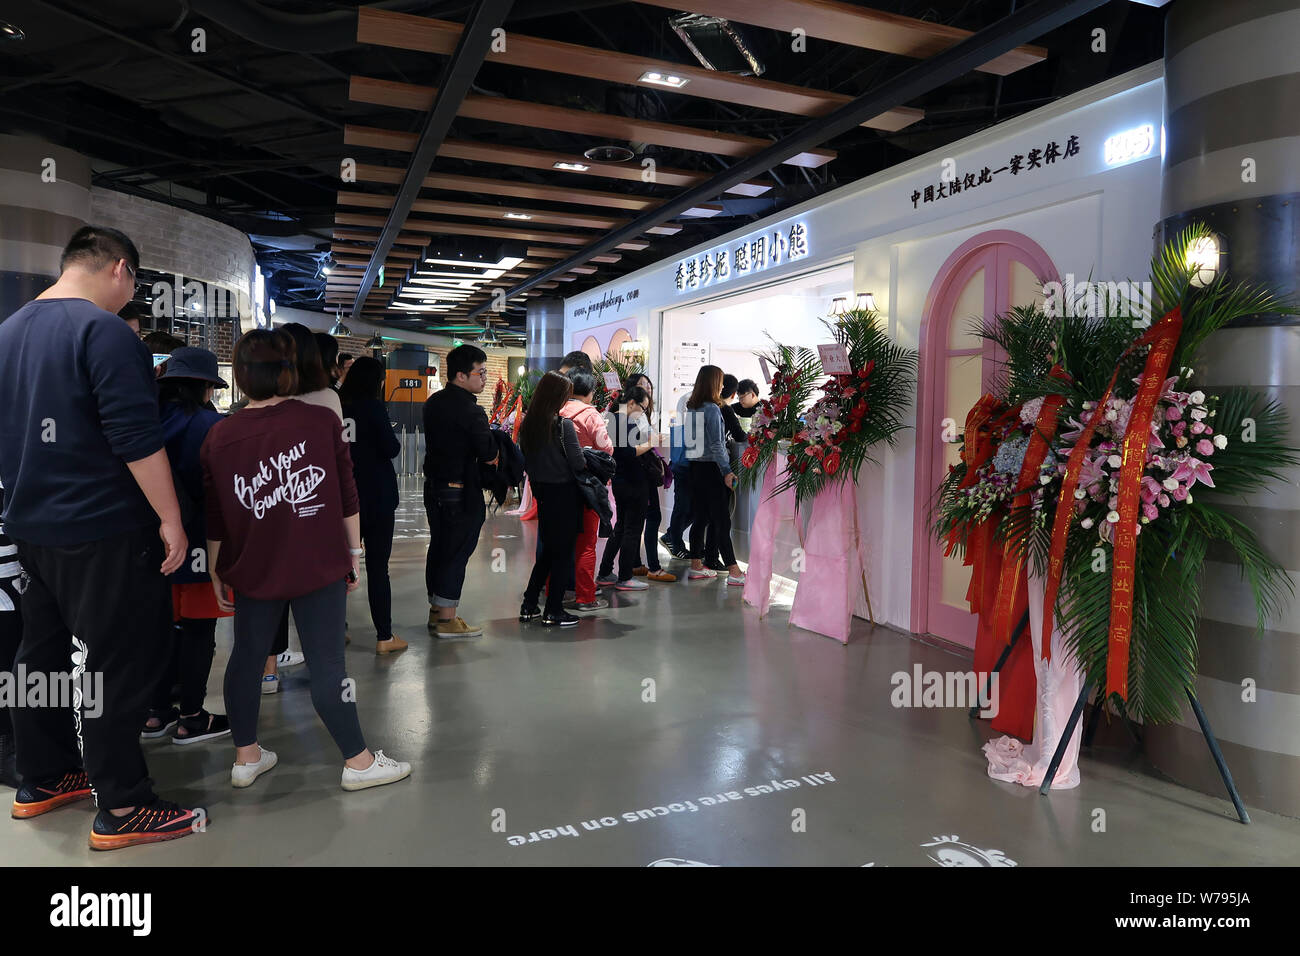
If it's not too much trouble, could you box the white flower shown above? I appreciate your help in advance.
[1040,474,1052,485]
[1074,488,1086,499]
[1106,510,1120,524]
[1187,492,1193,504]
[1081,517,1095,529]
[1189,390,1206,405]
[1108,496,1119,510]
[1107,454,1122,469]
[1105,409,1118,422]
[1190,407,1207,421]
[1140,516,1150,524]
[1162,477,1179,492]
[1213,434,1227,449]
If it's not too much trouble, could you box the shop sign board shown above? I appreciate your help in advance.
[1103,123,1155,167]
[817,344,851,375]
[674,220,810,294]
[908,133,1083,210]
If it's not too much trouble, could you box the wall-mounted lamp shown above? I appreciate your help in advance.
[516,364,526,376]
[829,296,848,316]
[855,292,877,312]
[1186,234,1222,288]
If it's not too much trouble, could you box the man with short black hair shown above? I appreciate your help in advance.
[422,344,497,638]
[0,225,204,849]
[732,379,760,428]
[120,303,143,336]
[559,351,594,375]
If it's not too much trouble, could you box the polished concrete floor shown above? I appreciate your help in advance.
[4,481,1300,866]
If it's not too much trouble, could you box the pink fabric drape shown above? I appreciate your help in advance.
[983,570,1083,789]
[507,477,537,519]
[742,458,797,617]
[788,479,863,644]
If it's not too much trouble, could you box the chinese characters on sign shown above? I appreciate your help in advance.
[674,221,810,293]
[909,135,1081,210]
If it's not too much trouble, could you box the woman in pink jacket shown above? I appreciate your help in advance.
[558,370,612,612]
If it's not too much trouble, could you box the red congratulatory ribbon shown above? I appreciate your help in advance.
[1041,309,1182,697]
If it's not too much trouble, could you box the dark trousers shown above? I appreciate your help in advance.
[225,579,365,759]
[688,462,736,567]
[151,617,217,716]
[13,527,170,810]
[0,603,19,740]
[602,481,648,581]
[643,489,663,572]
[361,506,396,640]
[271,607,289,656]
[524,481,583,615]
[666,463,692,547]
[424,481,485,607]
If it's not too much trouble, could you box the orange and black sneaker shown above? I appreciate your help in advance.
[11,769,93,819]
[89,799,206,851]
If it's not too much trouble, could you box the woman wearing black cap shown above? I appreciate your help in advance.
[141,347,232,744]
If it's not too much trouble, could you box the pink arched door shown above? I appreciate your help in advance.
[910,231,1059,648]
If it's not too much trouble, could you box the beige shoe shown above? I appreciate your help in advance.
[376,635,408,655]
[435,616,483,638]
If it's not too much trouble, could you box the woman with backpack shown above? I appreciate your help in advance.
[338,356,405,655]
[141,347,232,744]
[518,372,587,627]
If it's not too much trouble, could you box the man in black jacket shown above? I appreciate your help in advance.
[423,344,497,638]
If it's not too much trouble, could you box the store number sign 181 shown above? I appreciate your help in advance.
[674,221,810,293]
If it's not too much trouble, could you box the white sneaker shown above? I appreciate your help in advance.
[277,649,305,667]
[614,579,649,591]
[726,574,746,587]
[232,746,278,788]
[687,568,718,580]
[341,750,411,792]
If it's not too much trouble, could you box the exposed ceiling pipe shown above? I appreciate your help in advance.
[465,0,1107,320]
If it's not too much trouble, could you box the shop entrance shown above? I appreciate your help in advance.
[912,230,1058,648]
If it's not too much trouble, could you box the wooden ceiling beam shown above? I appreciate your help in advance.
[351,162,728,215]
[349,75,836,167]
[335,214,652,252]
[356,9,923,132]
[635,0,1047,77]
[344,125,771,197]
[337,189,629,230]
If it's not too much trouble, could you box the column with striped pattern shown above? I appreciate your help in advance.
[1149,0,1300,818]
[526,297,566,373]
[0,135,91,318]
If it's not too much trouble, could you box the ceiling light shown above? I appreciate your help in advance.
[552,161,591,172]
[1,21,24,40]
[503,212,533,220]
[639,70,689,88]
[583,145,635,163]
[321,266,331,275]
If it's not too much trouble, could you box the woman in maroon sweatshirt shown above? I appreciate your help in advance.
[202,329,410,792]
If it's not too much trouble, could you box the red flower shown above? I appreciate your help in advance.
[765,429,775,439]
[808,445,824,459]
[825,450,841,474]
[850,421,861,432]
[741,446,759,469]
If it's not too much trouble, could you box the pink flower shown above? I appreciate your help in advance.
[1157,493,1170,507]
[1165,405,1183,421]
[1171,421,1186,437]
[1020,397,1045,425]
[1172,484,1189,501]
[1196,438,1215,456]
[1173,456,1215,489]
[1142,502,1159,521]
[1140,476,1161,503]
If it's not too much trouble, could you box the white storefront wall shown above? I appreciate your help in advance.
[564,63,1166,636]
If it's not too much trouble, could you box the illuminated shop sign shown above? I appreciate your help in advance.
[1103,123,1155,166]
[674,220,809,293]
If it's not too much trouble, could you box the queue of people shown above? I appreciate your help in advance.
[0,224,762,851]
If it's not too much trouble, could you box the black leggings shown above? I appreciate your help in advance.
[688,462,736,567]
[225,579,365,759]
[0,604,18,739]
[151,617,217,716]
[361,507,396,640]
[525,481,583,615]
[643,489,662,572]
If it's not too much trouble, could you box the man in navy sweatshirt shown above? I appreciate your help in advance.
[0,225,205,850]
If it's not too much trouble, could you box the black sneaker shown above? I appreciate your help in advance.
[141,706,179,739]
[89,799,205,851]
[172,710,232,746]
[519,603,541,622]
[540,611,580,627]
[704,559,729,573]
[11,769,92,818]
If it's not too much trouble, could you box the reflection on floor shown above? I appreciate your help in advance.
[4,482,1298,866]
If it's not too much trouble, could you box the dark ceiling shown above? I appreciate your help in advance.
[0,0,1166,337]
